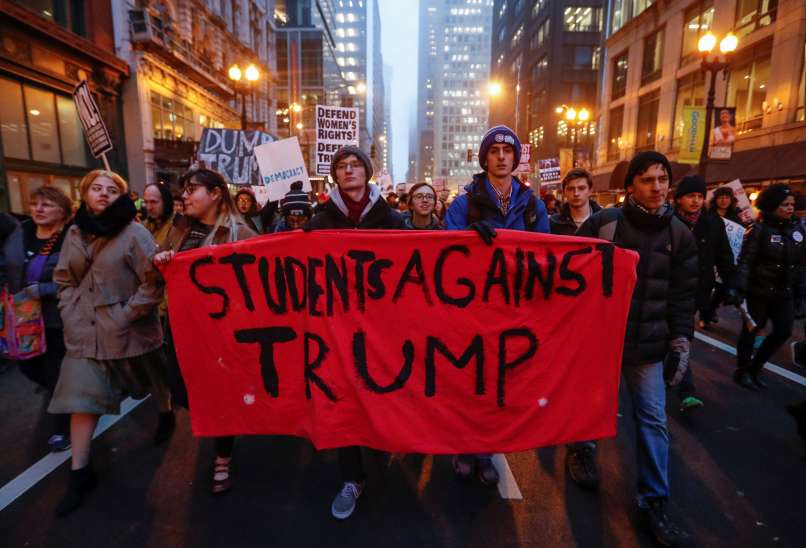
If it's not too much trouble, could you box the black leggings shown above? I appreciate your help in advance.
[737,296,794,373]
[17,328,69,436]
[339,446,365,483]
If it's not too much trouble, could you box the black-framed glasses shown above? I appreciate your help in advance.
[412,193,435,202]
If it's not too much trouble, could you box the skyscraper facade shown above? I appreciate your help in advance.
[416,0,493,190]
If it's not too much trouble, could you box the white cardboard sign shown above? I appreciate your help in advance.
[254,137,311,202]
[315,105,359,175]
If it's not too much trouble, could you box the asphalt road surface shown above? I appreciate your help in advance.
[1,308,805,547]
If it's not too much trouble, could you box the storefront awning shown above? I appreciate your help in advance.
[705,142,806,183]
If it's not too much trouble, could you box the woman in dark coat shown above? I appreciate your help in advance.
[729,184,806,390]
[11,186,73,452]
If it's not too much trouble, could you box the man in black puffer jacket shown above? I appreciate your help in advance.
[309,146,403,523]
[576,151,698,548]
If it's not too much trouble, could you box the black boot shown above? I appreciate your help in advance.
[154,411,176,446]
[640,498,689,547]
[751,373,768,390]
[733,370,758,391]
[55,464,97,517]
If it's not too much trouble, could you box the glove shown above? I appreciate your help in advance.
[469,221,496,246]
[17,283,40,301]
[722,288,742,306]
[663,336,690,386]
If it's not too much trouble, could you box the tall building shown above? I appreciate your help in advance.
[0,0,130,212]
[114,0,273,189]
[274,0,349,177]
[333,0,371,151]
[416,0,493,190]
[592,0,806,197]
[367,0,385,165]
[381,63,392,179]
[406,99,418,183]
[489,0,604,180]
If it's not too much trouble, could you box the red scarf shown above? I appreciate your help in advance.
[339,186,370,225]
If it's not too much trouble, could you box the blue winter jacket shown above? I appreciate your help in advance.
[445,173,549,233]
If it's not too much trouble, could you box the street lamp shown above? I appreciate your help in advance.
[228,62,260,130]
[488,81,502,97]
[697,32,738,176]
[556,104,593,168]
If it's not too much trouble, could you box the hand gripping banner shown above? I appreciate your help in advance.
[163,230,638,453]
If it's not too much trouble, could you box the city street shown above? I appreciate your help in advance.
[1,309,804,548]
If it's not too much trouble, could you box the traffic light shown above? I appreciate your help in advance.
[370,144,377,159]
[466,149,473,162]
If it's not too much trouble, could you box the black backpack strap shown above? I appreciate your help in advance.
[466,195,482,226]
[523,193,537,231]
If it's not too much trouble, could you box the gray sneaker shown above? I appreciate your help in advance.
[331,482,363,520]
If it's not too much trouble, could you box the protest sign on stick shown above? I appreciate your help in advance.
[73,80,113,170]
[164,230,638,453]
[315,105,359,176]
[254,137,311,202]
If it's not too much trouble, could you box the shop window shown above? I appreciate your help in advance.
[736,0,778,39]
[681,1,715,66]
[24,86,60,164]
[727,41,772,131]
[0,77,30,160]
[635,89,660,150]
[612,52,629,100]
[672,71,706,148]
[57,95,86,166]
[151,91,195,141]
[563,7,602,32]
[641,28,664,86]
[607,105,625,161]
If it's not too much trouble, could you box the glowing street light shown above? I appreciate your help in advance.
[488,81,502,97]
[565,107,578,121]
[719,33,738,54]
[245,64,260,82]
[356,82,367,94]
[228,64,242,82]
[291,103,302,113]
[578,108,591,122]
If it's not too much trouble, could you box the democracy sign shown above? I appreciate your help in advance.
[315,105,359,176]
[163,230,638,453]
[254,137,311,202]
[197,128,275,185]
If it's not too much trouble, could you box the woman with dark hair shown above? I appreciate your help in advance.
[234,187,263,233]
[434,197,447,224]
[154,168,256,495]
[49,170,168,516]
[10,186,72,452]
[143,182,176,247]
[728,184,806,390]
[403,182,442,230]
[708,187,741,224]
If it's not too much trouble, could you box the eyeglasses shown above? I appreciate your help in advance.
[335,161,364,172]
[412,193,435,202]
[181,182,205,196]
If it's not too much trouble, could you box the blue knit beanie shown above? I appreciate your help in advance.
[478,125,522,172]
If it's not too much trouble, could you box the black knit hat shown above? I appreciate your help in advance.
[674,175,707,199]
[330,145,373,183]
[281,181,312,217]
[756,183,792,212]
[624,151,672,189]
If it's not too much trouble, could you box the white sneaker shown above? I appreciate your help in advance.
[331,482,363,520]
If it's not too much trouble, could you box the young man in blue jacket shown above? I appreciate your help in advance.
[445,125,549,486]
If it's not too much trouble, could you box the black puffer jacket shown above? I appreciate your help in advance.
[736,214,806,300]
[578,199,698,366]
[675,210,736,310]
[309,185,405,230]
[549,200,602,236]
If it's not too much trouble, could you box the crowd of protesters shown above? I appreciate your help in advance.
[2,123,806,548]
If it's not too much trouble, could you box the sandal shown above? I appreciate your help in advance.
[211,457,232,494]
[452,455,475,480]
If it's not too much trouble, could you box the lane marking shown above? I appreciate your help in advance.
[695,331,806,387]
[0,396,147,513]
[492,453,523,500]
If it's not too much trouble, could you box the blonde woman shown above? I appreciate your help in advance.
[49,170,171,516]
[154,168,256,495]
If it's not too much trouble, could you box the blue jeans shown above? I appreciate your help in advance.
[568,361,670,507]
[624,361,670,507]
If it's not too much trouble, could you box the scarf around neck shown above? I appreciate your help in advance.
[74,193,137,238]
[338,186,371,225]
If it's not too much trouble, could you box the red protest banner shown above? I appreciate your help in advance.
[163,230,638,454]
